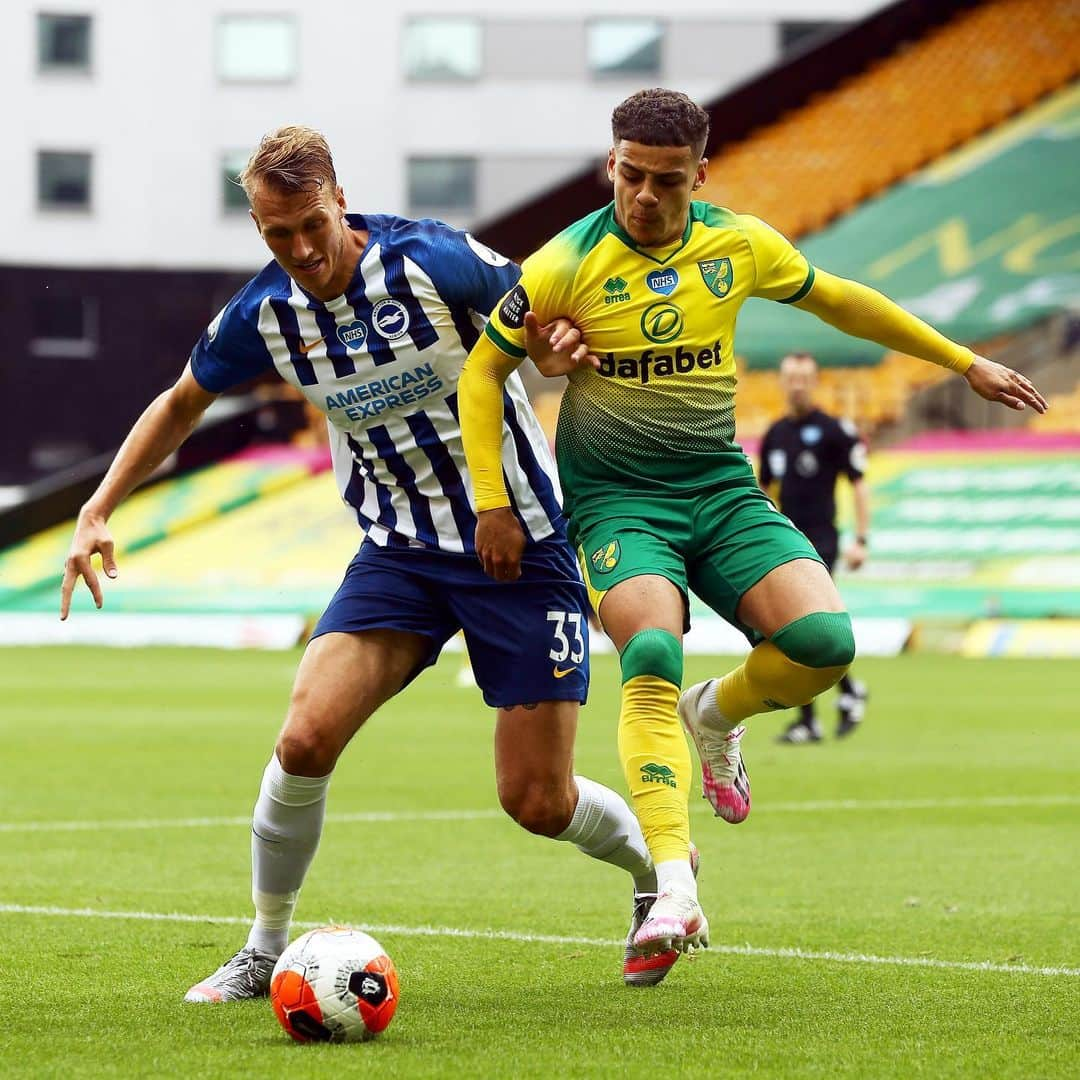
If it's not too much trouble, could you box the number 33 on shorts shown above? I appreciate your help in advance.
[547,610,586,676]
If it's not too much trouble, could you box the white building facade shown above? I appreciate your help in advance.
[0,0,884,486]
[6,0,884,271]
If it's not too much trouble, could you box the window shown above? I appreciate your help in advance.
[217,15,296,82]
[222,150,251,213]
[404,18,482,80]
[38,13,92,71]
[779,21,843,54]
[38,151,92,210]
[30,294,97,358]
[587,19,663,77]
[407,157,476,213]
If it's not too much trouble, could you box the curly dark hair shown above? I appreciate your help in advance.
[611,88,710,158]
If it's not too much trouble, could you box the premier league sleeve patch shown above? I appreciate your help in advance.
[499,284,529,329]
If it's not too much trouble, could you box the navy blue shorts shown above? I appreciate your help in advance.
[311,536,589,708]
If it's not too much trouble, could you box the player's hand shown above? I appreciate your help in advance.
[964,355,1047,413]
[843,540,867,571]
[523,311,600,377]
[60,510,118,619]
[474,507,526,582]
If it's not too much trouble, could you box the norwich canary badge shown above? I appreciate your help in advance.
[590,540,621,574]
[698,257,733,298]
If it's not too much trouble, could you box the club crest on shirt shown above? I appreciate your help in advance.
[801,425,822,445]
[372,298,411,341]
[590,539,621,574]
[698,257,733,298]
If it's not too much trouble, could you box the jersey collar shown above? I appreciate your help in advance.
[293,213,376,305]
[605,203,693,265]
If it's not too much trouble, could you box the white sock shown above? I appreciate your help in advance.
[698,678,734,732]
[556,775,656,895]
[245,753,332,957]
[656,858,698,900]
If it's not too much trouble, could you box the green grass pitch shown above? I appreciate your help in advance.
[1,647,1077,1078]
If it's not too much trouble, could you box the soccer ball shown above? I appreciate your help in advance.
[270,926,399,1043]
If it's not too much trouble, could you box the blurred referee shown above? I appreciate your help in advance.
[759,352,869,742]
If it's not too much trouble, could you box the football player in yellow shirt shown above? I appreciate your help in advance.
[459,89,1046,976]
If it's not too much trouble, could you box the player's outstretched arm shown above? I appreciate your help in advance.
[795,269,1047,413]
[459,334,528,581]
[962,354,1048,412]
[60,364,218,619]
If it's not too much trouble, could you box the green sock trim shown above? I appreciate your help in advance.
[619,628,683,687]
[771,611,855,668]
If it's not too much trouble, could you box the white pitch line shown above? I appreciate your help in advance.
[0,903,1076,979]
[0,809,506,833]
[0,794,1076,834]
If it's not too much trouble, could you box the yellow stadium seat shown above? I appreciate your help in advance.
[695,0,1080,240]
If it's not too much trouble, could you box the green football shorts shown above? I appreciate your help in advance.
[571,476,825,640]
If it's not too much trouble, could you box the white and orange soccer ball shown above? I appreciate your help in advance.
[270,926,399,1043]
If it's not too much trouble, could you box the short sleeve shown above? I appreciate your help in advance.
[838,417,868,480]
[189,296,275,393]
[483,237,579,359]
[410,224,521,318]
[739,215,815,304]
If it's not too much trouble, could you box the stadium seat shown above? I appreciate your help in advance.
[697,0,1080,240]
[1030,381,1080,432]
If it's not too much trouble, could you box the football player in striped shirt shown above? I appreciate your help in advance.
[459,88,1046,964]
[60,126,662,1000]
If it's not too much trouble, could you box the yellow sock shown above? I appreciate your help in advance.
[714,640,849,724]
[618,674,692,864]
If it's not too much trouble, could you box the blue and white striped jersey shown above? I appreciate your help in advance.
[190,214,564,554]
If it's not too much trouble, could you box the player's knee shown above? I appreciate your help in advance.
[771,610,856,670]
[619,628,683,686]
[498,777,575,838]
[275,727,339,777]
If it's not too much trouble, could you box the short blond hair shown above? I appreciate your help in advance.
[239,125,337,200]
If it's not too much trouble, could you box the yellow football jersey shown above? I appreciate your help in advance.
[485,201,813,493]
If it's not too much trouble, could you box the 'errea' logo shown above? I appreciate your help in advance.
[640,763,677,787]
[640,301,684,344]
[602,276,630,305]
